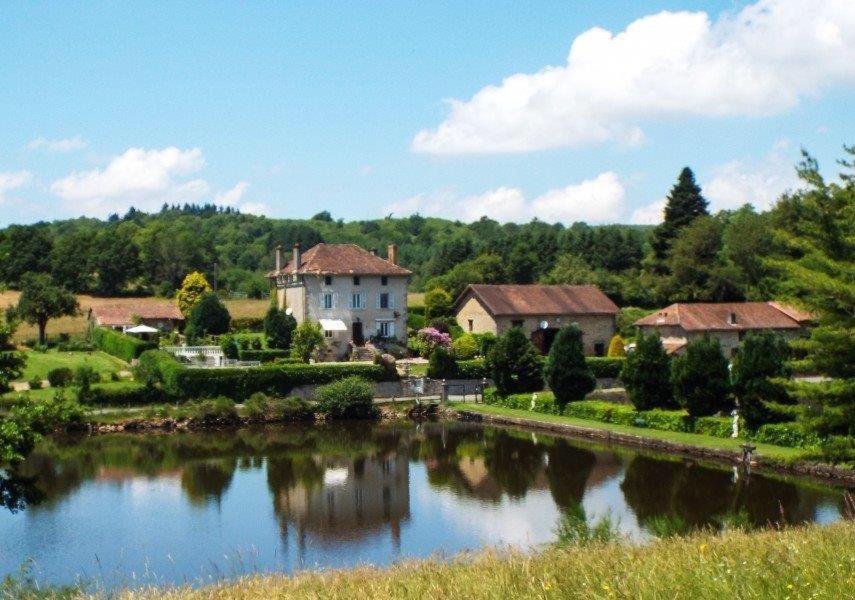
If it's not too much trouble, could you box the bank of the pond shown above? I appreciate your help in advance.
[452,403,855,485]
[92,521,855,600]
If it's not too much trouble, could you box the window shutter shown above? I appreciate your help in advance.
[389,322,395,337]
[389,294,395,309]
[376,294,381,309]
[333,292,338,308]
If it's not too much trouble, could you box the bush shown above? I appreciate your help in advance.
[816,436,855,465]
[243,392,269,419]
[424,287,453,320]
[92,327,156,361]
[607,335,626,357]
[415,327,452,357]
[671,335,732,417]
[472,332,497,358]
[694,416,735,439]
[407,312,426,331]
[752,422,821,448]
[220,334,240,359]
[544,325,595,410]
[315,376,377,419]
[427,346,457,379]
[230,317,265,332]
[176,271,211,317]
[455,359,489,380]
[86,382,167,406]
[483,388,559,414]
[46,367,74,388]
[622,332,673,411]
[239,348,291,363]
[732,331,793,430]
[268,396,314,421]
[290,321,325,362]
[487,327,544,396]
[73,365,98,402]
[185,293,231,338]
[452,334,479,360]
[188,397,239,424]
[564,401,637,427]
[264,306,297,350]
[586,357,625,379]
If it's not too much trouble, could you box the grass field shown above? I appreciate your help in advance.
[16,348,128,382]
[407,292,424,307]
[452,402,808,461]
[0,291,269,343]
[103,521,855,599]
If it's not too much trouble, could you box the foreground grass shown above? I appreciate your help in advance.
[105,522,855,599]
[453,402,808,461]
[16,349,128,382]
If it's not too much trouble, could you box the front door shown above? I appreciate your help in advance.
[352,321,364,346]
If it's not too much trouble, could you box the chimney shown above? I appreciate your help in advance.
[275,245,283,273]
[292,243,301,274]
[387,244,398,265]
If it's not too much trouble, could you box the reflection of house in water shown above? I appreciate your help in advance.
[272,451,410,550]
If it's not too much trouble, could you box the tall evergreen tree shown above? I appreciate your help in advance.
[650,167,709,267]
[621,331,674,411]
[544,325,595,409]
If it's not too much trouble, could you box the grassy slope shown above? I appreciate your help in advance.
[453,402,807,461]
[16,349,128,381]
[113,522,854,599]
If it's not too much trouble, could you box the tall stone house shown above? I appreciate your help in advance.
[269,243,411,360]
[453,284,619,356]
[634,301,813,356]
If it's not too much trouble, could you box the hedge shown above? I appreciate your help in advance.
[752,422,821,449]
[483,388,559,414]
[230,317,264,332]
[86,382,168,407]
[586,357,625,379]
[138,350,397,400]
[239,349,291,363]
[92,327,157,362]
[564,400,637,426]
[455,359,489,380]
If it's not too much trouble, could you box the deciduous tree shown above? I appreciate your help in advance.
[14,273,78,346]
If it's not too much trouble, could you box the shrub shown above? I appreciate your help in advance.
[816,436,855,465]
[175,271,211,317]
[752,422,821,448]
[243,392,269,419]
[640,409,694,433]
[607,335,626,357]
[73,365,98,402]
[487,327,544,396]
[732,331,793,430]
[239,348,291,363]
[671,335,732,417]
[264,306,297,350]
[290,321,325,362]
[586,357,625,379]
[472,332,497,358]
[427,346,457,379]
[230,317,265,332]
[46,367,74,388]
[268,397,314,421]
[424,287,453,320]
[455,359,489,380]
[483,389,559,414]
[452,334,479,360]
[28,376,43,390]
[564,401,637,426]
[185,293,231,338]
[694,416,736,438]
[407,312,427,331]
[188,397,239,424]
[315,376,377,419]
[429,316,455,334]
[416,327,452,357]
[220,334,240,359]
[92,327,156,361]
[85,382,167,406]
[544,325,595,410]
[621,332,674,411]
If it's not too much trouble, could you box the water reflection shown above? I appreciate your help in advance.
[0,422,848,587]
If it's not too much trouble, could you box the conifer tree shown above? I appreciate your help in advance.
[486,327,543,396]
[621,331,674,410]
[650,167,709,266]
[544,325,595,409]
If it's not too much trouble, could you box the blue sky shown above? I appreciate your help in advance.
[1,0,853,227]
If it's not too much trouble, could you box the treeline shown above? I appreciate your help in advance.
[0,157,844,311]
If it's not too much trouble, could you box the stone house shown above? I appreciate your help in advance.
[269,243,411,360]
[634,301,813,356]
[453,284,619,356]
[89,301,184,333]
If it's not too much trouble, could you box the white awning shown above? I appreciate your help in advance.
[125,324,159,334]
[319,319,348,332]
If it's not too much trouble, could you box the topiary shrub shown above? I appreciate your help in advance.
[315,376,377,419]
[486,327,544,396]
[544,325,595,410]
[606,334,626,357]
[671,335,732,417]
[47,367,74,388]
[621,331,674,410]
[452,333,479,360]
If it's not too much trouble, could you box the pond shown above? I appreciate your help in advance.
[0,422,848,589]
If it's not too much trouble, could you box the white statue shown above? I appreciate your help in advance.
[731,408,739,438]
[530,393,538,411]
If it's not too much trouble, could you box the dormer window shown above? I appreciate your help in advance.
[324,275,332,286]
[728,312,737,325]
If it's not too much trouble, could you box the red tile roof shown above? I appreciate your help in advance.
[271,244,411,277]
[457,284,618,317]
[634,302,812,332]
[92,302,184,327]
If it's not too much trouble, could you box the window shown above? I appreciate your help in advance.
[377,320,395,338]
[381,276,388,286]
[468,319,473,333]
[379,293,391,309]
[511,319,524,329]
[322,293,334,309]
[353,276,360,286]
[324,275,332,286]
[324,329,333,338]
[594,342,605,357]
[350,293,364,309]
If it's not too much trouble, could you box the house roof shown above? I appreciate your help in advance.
[92,302,184,327]
[634,302,812,332]
[456,284,618,317]
[270,244,411,277]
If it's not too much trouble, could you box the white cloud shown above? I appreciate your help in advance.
[385,172,625,224]
[214,181,249,206]
[237,202,267,216]
[704,147,803,212]
[629,199,666,225]
[0,170,32,204]
[413,0,855,154]
[27,135,88,153]
[51,146,209,216]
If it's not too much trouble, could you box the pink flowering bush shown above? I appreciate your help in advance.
[415,327,452,357]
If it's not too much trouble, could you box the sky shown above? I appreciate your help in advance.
[1,0,853,227]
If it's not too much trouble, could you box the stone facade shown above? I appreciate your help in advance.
[639,324,803,357]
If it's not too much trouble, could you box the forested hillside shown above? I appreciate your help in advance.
[0,157,849,309]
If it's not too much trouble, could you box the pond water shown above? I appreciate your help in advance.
[0,422,848,588]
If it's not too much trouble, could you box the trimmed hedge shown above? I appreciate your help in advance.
[752,422,821,449]
[85,382,168,406]
[483,388,559,414]
[565,400,637,426]
[586,357,625,379]
[239,348,291,363]
[694,416,735,438]
[92,327,156,362]
[230,317,264,332]
[138,350,396,400]
[455,359,489,380]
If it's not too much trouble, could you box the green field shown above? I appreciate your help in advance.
[16,349,129,382]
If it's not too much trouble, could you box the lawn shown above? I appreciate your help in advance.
[452,402,808,461]
[16,348,129,382]
[110,521,854,599]
[0,291,270,342]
